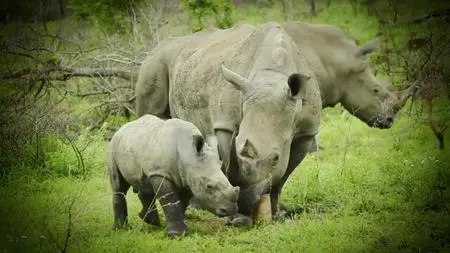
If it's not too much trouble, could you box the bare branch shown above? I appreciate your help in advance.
[0,65,136,81]
[408,8,450,24]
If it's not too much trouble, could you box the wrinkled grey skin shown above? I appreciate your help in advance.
[281,21,414,152]
[108,114,239,237]
[135,22,322,225]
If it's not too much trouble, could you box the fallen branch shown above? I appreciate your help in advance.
[0,65,137,81]
[409,8,450,24]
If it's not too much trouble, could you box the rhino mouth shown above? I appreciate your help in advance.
[236,180,271,215]
[367,116,394,129]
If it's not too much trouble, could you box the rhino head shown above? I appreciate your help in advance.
[188,134,240,217]
[220,64,309,215]
[330,37,414,128]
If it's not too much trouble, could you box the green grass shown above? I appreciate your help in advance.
[1,2,450,252]
[1,104,449,252]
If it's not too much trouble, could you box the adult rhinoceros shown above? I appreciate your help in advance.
[135,22,322,225]
[281,21,413,151]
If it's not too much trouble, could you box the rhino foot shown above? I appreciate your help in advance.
[167,230,187,239]
[112,221,132,231]
[166,222,187,238]
[224,213,253,227]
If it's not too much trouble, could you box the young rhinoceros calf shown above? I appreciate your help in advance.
[107,114,239,237]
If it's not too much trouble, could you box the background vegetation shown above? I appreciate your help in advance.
[0,0,449,252]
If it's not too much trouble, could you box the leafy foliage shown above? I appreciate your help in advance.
[182,0,236,32]
[70,0,146,34]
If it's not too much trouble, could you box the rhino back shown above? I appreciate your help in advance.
[169,23,306,135]
[109,115,185,189]
[168,22,321,138]
[141,28,220,75]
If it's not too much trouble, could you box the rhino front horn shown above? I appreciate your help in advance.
[355,37,380,58]
[395,84,417,109]
[221,63,251,92]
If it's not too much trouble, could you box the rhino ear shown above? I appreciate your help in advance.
[288,73,310,98]
[240,139,258,159]
[221,63,250,92]
[193,135,205,154]
[355,37,380,58]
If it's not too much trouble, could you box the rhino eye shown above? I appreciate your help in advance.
[206,183,214,191]
[269,153,279,166]
[373,88,379,93]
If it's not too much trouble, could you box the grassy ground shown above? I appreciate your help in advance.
[1,2,450,253]
[1,104,449,252]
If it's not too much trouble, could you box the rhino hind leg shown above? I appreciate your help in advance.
[109,160,131,230]
[149,176,187,238]
[135,59,171,118]
[137,190,161,227]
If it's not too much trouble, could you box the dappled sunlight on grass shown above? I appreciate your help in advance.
[1,103,449,252]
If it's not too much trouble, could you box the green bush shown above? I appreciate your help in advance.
[70,0,146,34]
[182,0,236,32]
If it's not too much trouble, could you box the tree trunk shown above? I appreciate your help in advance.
[366,0,375,15]
[308,0,317,16]
[282,0,291,21]
[427,101,446,150]
[59,0,66,16]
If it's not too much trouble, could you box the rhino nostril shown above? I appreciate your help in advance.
[217,208,227,215]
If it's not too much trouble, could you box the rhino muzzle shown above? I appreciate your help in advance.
[236,180,271,215]
[368,115,394,129]
[215,205,239,217]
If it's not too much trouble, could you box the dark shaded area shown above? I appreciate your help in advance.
[0,0,72,24]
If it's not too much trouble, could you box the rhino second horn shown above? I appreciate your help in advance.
[221,63,250,92]
[355,37,380,58]
[233,186,240,201]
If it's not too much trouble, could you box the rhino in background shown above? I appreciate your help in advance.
[108,114,239,237]
[281,21,414,151]
[135,22,322,225]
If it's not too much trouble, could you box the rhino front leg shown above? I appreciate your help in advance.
[138,190,161,227]
[178,190,193,214]
[215,129,233,173]
[149,176,187,238]
[271,136,314,218]
[215,128,255,227]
